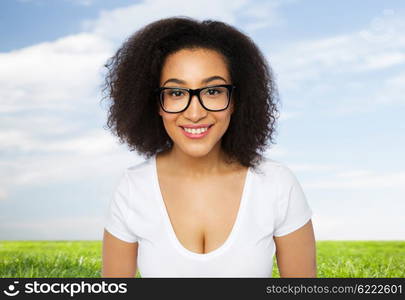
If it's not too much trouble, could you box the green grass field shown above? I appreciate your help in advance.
[0,241,404,278]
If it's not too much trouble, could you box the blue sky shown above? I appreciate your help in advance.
[1,0,404,241]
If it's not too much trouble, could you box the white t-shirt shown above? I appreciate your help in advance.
[104,154,313,277]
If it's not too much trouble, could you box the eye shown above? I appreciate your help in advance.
[168,89,185,97]
[205,88,221,95]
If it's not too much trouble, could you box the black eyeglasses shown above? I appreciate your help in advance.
[155,84,236,113]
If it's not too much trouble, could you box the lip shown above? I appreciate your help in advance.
[179,124,213,139]
[180,124,213,129]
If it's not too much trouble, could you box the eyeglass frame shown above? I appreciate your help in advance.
[154,84,236,113]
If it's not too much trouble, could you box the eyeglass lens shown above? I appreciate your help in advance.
[161,86,230,112]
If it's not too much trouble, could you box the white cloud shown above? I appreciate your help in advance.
[0,28,119,203]
[66,0,94,6]
[0,114,80,137]
[0,132,138,187]
[264,144,287,158]
[303,170,405,190]
[278,111,301,121]
[289,163,343,173]
[0,216,105,240]
[0,127,118,154]
[272,29,405,87]
[269,11,405,110]
[373,71,405,105]
[312,213,405,240]
[0,188,8,201]
[16,0,95,6]
[0,33,112,112]
[239,0,285,31]
[0,146,141,209]
[81,0,283,43]
[359,9,397,43]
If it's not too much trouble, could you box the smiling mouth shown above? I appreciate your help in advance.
[180,124,213,130]
[179,124,214,136]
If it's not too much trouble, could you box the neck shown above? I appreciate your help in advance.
[161,143,234,178]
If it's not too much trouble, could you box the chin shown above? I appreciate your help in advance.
[177,144,215,158]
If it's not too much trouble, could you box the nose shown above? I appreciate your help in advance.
[182,93,207,120]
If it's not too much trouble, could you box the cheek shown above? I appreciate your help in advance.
[212,111,232,136]
[160,113,178,132]
[217,110,232,124]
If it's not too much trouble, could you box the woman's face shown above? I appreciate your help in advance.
[158,48,234,158]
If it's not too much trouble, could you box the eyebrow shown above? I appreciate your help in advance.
[162,75,227,86]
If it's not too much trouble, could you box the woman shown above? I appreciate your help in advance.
[101,16,316,278]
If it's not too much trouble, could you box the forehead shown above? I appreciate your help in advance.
[160,48,230,83]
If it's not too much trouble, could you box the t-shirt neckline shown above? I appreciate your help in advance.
[151,154,252,260]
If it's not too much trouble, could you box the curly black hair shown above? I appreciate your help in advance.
[101,16,280,170]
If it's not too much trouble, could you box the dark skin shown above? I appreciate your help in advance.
[102,221,316,277]
[102,48,316,277]
[102,230,138,277]
[273,220,317,277]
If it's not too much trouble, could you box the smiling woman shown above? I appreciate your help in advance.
[101,16,316,278]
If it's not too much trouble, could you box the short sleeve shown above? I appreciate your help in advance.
[273,165,313,237]
[104,171,139,243]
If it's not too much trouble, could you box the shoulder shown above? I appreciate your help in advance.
[252,155,301,191]
[112,157,153,192]
[127,157,152,171]
[254,155,295,179]
[117,156,156,196]
[124,156,154,177]
[113,156,155,209]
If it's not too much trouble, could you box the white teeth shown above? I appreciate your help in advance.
[183,127,209,134]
